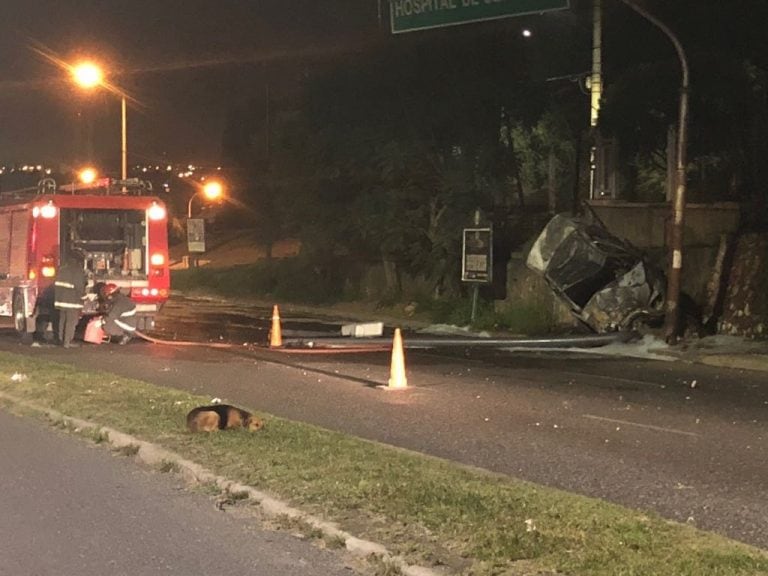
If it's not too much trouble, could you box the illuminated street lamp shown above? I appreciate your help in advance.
[72,62,102,89]
[187,179,225,218]
[203,180,223,201]
[71,61,128,181]
[79,167,98,185]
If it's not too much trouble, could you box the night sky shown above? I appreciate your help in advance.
[0,1,380,168]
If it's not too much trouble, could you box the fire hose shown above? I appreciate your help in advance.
[133,329,239,349]
[127,327,390,354]
[87,318,634,354]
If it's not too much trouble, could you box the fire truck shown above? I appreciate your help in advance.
[0,176,170,341]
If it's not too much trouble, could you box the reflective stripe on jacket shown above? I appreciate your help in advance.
[54,264,86,310]
[105,293,137,332]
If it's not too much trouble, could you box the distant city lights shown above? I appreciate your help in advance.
[0,162,225,185]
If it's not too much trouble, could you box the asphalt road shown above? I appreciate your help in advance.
[0,297,765,551]
[0,409,359,576]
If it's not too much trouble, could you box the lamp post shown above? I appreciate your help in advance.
[186,180,225,268]
[618,0,690,343]
[72,61,128,181]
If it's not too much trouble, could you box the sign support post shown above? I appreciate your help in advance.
[462,211,493,324]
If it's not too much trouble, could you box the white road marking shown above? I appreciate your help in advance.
[582,414,700,437]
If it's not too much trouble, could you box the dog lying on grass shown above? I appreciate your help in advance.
[186,404,264,433]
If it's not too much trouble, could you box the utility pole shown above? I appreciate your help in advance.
[619,0,690,343]
[121,96,128,181]
[588,0,603,199]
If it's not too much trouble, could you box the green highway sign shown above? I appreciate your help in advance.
[390,0,569,34]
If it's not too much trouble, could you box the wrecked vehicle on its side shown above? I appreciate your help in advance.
[526,213,666,333]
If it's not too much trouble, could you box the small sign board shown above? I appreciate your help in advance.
[462,227,492,283]
[186,218,206,253]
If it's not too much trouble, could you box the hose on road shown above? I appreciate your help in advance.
[133,330,238,349]
[132,329,391,354]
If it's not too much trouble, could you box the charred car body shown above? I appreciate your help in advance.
[527,213,666,333]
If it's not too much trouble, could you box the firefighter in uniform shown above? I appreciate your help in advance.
[54,254,87,348]
[100,283,137,344]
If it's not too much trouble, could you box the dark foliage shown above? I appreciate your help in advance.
[219,0,768,304]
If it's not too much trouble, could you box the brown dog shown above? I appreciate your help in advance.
[186,404,263,433]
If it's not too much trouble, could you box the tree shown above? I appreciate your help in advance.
[222,7,693,298]
[599,0,768,223]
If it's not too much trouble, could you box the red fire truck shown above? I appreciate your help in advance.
[0,177,170,341]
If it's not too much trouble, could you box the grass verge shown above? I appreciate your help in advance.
[0,351,765,576]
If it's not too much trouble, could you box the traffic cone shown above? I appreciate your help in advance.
[387,328,408,389]
[269,305,283,348]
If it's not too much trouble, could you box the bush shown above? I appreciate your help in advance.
[491,301,556,335]
[172,255,362,305]
[173,264,559,334]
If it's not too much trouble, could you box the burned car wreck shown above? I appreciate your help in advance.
[527,213,666,333]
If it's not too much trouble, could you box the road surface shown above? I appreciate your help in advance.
[0,409,361,576]
[1,297,765,550]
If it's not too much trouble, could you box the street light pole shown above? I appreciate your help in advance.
[186,180,225,268]
[186,194,197,267]
[71,62,129,183]
[121,96,127,181]
[619,0,690,343]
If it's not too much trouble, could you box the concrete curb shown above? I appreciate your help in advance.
[694,354,768,372]
[0,392,444,576]
[649,352,768,373]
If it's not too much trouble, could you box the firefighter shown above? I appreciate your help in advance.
[100,283,137,344]
[54,253,87,348]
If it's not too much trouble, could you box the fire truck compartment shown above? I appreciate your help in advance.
[61,208,148,279]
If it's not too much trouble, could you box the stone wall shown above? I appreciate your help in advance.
[499,253,577,329]
[586,201,741,249]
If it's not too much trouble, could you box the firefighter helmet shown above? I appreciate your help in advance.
[104,283,120,296]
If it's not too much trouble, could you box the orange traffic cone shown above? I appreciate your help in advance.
[269,305,283,348]
[387,328,408,389]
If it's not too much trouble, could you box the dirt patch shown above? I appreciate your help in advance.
[170,229,300,269]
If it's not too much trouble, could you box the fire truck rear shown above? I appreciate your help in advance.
[0,177,170,341]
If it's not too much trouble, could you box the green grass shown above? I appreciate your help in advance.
[0,351,765,576]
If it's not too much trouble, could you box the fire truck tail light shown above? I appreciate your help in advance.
[150,253,165,266]
[34,202,58,219]
[147,202,166,221]
[40,255,56,278]
[131,287,168,300]
[40,202,57,218]
[136,287,161,297]
[29,269,37,280]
